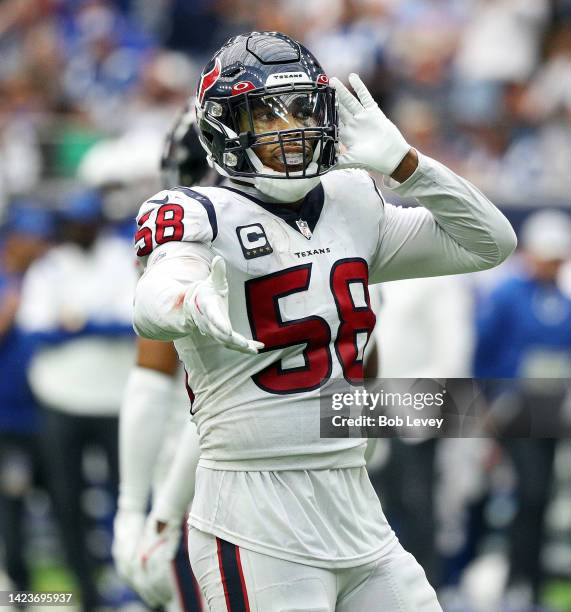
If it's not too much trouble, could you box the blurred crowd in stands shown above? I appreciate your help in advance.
[0,0,571,610]
[1,0,571,211]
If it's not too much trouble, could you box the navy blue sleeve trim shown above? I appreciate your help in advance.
[174,186,218,241]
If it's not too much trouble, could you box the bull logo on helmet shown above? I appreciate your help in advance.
[198,58,222,105]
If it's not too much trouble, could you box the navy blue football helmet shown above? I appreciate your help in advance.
[195,31,338,180]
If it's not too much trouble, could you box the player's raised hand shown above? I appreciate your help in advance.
[330,73,411,176]
[184,256,264,354]
[132,516,181,607]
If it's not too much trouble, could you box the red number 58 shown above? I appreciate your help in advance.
[245,258,376,394]
[136,203,185,257]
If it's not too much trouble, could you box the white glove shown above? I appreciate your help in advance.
[184,256,264,354]
[330,73,411,176]
[132,516,182,607]
[112,508,146,585]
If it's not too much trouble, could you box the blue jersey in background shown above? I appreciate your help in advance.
[474,273,571,378]
[0,271,39,434]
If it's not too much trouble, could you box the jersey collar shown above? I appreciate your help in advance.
[219,183,325,239]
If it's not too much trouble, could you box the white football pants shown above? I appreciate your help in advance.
[188,527,442,612]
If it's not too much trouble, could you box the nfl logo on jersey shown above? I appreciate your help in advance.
[296,219,313,240]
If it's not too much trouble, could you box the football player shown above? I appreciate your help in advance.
[133,32,517,611]
[113,104,217,610]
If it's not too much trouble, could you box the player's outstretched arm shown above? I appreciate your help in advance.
[330,73,517,282]
[131,420,201,607]
[113,339,179,584]
[134,242,263,354]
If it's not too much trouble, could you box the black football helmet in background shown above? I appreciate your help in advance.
[195,31,338,181]
[161,101,218,188]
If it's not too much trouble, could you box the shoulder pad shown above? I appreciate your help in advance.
[322,168,385,207]
[135,187,218,258]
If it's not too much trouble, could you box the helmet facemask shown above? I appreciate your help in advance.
[198,82,338,182]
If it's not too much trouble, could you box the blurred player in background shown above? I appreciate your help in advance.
[0,204,54,592]
[368,274,474,587]
[16,190,137,611]
[474,209,571,608]
[113,102,219,610]
[132,31,516,611]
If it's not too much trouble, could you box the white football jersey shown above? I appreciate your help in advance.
[137,169,383,472]
[134,153,516,566]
